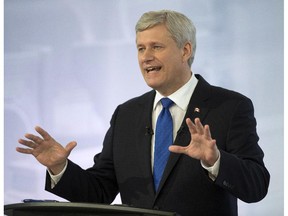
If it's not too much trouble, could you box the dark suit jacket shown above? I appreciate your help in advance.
[46,74,270,216]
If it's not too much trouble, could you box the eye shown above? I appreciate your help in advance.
[153,45,162,50]
[137,47,145,53]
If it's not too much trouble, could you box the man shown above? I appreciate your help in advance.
[17,10,270,216]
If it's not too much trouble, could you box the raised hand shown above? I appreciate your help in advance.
[169,118,219,166]
[17,126,77,175]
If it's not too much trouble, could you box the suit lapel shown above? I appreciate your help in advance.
[135,91,156,195]
[155,74,212,197]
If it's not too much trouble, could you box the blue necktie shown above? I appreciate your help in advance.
[153,98,174,191]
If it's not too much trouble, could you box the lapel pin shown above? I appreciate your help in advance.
[194,107,200,113]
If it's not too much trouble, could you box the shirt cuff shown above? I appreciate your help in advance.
[201,152,221,181]
[47,160,68,188]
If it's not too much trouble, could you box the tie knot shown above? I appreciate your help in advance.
[161,98,174,109]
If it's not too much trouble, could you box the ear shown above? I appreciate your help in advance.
[182,42,192,63]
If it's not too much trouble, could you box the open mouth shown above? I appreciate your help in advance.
[145,66,162,73]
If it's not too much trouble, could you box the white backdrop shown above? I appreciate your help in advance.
[4,0,283,215]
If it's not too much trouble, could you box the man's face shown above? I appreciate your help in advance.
[136,24,191,96]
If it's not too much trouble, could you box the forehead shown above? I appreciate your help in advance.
[136,24,173,45]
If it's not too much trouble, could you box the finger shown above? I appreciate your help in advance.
[186,118,197,134]
[16,147,34,154]
[24,133,44,144]
[35,126,52,141]
[211,139,217,146]
[169,145,187,154]
[194,118,204,134]
[65,141,77,155]
[18,138,37,148]
[204,124,212,140]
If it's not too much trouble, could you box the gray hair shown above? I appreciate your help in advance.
[135,10,196,66]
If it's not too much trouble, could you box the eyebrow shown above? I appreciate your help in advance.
[136,41,164,47]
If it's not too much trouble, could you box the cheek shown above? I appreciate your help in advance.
[161,51,180,63]
[138,59,144,71]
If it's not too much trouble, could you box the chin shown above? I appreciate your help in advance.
[146,83,162,92]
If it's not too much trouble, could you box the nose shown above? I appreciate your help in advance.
[140,48,154,63]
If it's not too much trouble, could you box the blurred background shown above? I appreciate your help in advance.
[4,0,283,215]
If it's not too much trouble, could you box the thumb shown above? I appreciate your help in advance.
[169,145,187,154]
[65,141,77,155]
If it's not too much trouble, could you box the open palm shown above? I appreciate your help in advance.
[17,126,77,174]
[169,118,219,166]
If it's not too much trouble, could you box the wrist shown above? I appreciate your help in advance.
[48,160,67,175]
[203,150,220,167]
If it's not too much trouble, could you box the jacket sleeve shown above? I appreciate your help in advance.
[45,108,120,204]
[214,98,270,203]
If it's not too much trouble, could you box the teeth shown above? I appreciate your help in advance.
[146,66,160,72]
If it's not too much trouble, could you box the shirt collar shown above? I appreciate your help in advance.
[153,73,198,111]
